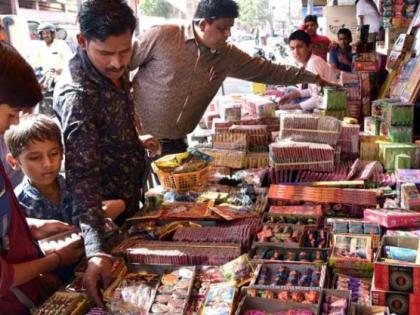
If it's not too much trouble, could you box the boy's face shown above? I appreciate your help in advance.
[304,21,318,36]
[289,39,311,64]
[199,17,234,50]
[0,104,24,134]
[13,139,62,188]
[338,33,351,49]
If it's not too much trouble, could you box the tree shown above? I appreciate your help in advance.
[140,0,171,18]
[236,0,273,31]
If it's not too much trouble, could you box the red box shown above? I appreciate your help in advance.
[364,209,420,228]
[355,61,379,72]
[371,285,420,315]
[374,236,420,294]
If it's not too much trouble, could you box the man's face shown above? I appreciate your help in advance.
[304,21,318,36]
[78,30,133,83]
[199,17,234,50]
[41,30,54,45]
[338,33,351,49]
[289,39,311,64]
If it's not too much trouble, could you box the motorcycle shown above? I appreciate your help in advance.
[35,67,57,117]
[253,47,276,62]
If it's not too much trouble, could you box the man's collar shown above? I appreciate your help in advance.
[185,22,219,55]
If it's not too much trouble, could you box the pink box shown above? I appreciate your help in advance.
[364,209,420,228]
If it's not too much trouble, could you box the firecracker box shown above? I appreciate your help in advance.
[359,134,390,161]
[374,236,420,294]
[380,122,413,143]
[355,61,379,72]
[382,102,414,126]
[379,142,417,171]
[329,234,374,278]
[320,88,348,111]
[371,98,401,119]
[397,170,420,203]
[364,116,381,135]
[371,284,420,315]
[401,183,420,211]
[364,209,420,229]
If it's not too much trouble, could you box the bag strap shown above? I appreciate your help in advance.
[10,287,35,312]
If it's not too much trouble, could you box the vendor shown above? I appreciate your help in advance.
[278,30,338,111]
[131,0,337,155]
[356,0,381,35]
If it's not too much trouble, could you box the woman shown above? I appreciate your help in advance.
[356,0,381,35]
[0,41,82,315]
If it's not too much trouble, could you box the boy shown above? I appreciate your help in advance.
[302,15,331,61]
[329,28,353,72]
[5,114,126,224]
[0,41,82,315]
[279,30,338,111]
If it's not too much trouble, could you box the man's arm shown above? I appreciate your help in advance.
[130,26,162,70]
[55,91,107,258]
[227,45,318,86]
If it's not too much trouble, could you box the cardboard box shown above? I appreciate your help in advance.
[379,143,417,171]
[329,234,374,277]
[380,122,412,143]
[401,183,420,211]
[250,262,327,289]
[359,134,390,161]
[350,304,389,315]
[364,209,420,229]
[371,285,420,315]
[364,116,381,135]
[235,295,319,315]
[374,236,420,293]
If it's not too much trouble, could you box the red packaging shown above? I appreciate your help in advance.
[364,209,420,228]
[371,285,420,315]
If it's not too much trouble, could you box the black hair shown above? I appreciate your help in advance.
[0,42,42,108]
[79,0,136,41]
[288,30,312,46]
[194,0,239,21]
[304,15,318,25]
[338,28,353,42]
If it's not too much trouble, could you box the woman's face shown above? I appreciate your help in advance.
[0,104,24,134]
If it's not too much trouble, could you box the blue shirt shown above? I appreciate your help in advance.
[15,175,75,225]
[329,47,353,72]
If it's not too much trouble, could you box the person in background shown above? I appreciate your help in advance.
[278,30,338,111]
[0,41,82,315]
[131,0,337,155]
[53,0,158,307]
[302,15,331,61]
[329,28,353,73]
[356,0,381,35]
[32,23,73,75]
[5,114,126,224]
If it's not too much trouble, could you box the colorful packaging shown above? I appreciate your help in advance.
[378,142,416,171]
[380,123,412,143]
[364,209,420,228]
[220,254,254,287]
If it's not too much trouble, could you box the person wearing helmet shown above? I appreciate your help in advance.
[31,22,73,75]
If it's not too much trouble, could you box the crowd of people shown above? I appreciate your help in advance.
[0,0,380,313]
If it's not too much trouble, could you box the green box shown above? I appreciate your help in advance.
[321,88,347,111]
[382,102,414,126]
[379,142,417,171]
[380,122,412,143]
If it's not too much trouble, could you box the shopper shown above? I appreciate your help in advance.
[329,28,353,73]
[356,0,381,35]
[301,15,331,61]
[0,41,82,315]
[131,0,338,155]
[5,114,126,223]
[53,0,153,307]
[278,30,338,111]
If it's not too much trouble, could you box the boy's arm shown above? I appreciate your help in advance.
[26,218,76,240]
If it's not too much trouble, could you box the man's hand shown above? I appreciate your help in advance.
[27,218,77,240]
[139,134,162,157]
[102,199,126,220]
[84,256,113,308]
[279,91,300,105]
